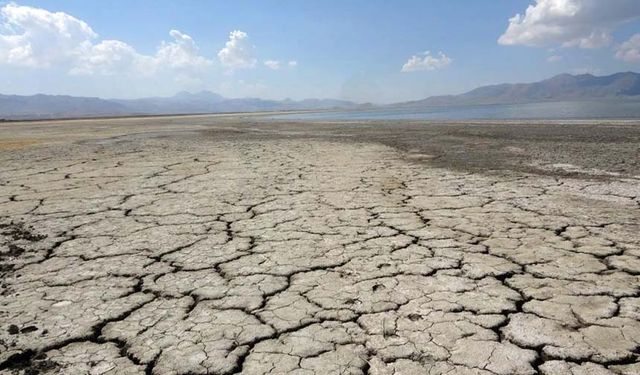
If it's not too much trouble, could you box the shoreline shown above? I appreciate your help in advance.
[1,115,640,178]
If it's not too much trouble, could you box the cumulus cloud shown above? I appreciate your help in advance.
[71,40,148,75]
[71,30,211,76]
[217,30,256,70]
[0,3,212,78]
[616,34,640,62]
[155,30,212,70]
[401,51,452,72]
[0,3,96,68]
[288,60,298,67]
[498,0,640,49]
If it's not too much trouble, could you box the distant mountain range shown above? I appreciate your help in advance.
[398,72,640,107]
[2,72,639,120]
[0,91,357,120]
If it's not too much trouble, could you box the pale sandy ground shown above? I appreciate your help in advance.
[0,115,639,375]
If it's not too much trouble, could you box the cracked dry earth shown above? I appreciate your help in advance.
[1,121,640,375]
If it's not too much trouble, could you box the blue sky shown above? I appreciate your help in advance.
[1,0,639,102]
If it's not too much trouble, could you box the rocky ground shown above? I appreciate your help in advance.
[0,115,639,374]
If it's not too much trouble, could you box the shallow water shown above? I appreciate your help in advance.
[272,100,640,121]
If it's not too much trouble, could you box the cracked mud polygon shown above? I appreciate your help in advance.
[0,115,639,375]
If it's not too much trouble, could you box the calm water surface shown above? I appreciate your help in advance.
[272,101,640,121]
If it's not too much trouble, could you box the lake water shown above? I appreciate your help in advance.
[272,101,640,121]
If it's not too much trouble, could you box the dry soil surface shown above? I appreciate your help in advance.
[0,115,639,375]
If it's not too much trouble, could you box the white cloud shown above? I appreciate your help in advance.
[264,60,280,70]
[71,40,147,75]
[217,30,256,70]
[401,51,452,73]
[0,3,211,79]
[0,3,96,68]
[263,59,298,70]
[71,30,212,76]
[498,0,640,49]
[155,30,212,70]
[616,34,640,62]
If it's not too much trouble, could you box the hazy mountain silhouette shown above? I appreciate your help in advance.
[399,72,640,107]
[0,90,357,120]
[3,72,640,120]
[0,94,130,119]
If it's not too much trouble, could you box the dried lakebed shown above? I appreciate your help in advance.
[0,116,639,374]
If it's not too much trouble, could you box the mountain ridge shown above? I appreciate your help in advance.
[0,91,358,120]
[2,72,640,120]
[398,72,640,107]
